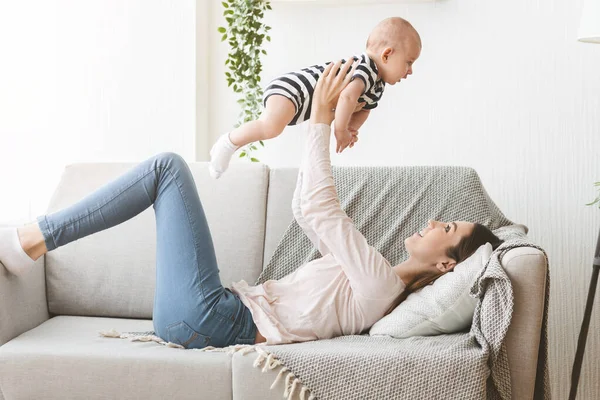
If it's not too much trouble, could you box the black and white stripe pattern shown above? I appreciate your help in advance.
[262,53,385,126]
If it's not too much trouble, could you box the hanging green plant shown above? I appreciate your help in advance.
[218,0,272,163]
[587,181,600,208]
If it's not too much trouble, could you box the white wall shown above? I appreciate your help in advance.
[0,0,196,224]
[208,0,600,398]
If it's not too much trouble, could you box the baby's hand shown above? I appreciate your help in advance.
[347,127,359,149]
[335,127,358,154]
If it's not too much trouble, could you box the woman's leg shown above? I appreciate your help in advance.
[31,152,255,348]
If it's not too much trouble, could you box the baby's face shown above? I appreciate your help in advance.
[380,38,421,85]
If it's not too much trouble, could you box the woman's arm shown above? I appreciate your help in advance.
[298,60,398,291]
[291,169,331,256]
[290,60,362,256]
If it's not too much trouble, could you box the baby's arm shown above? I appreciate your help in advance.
[348,109,370,132]
[333,78,365,153]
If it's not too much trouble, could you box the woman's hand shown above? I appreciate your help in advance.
[310,57,358,126]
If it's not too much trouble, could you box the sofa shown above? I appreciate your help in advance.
[0,160,548,400]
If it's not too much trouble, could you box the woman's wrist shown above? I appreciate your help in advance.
[309,122,331,131]
[310,108,335,125]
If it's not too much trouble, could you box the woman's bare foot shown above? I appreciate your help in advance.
[18,222,48,261]
[0,222,46,276]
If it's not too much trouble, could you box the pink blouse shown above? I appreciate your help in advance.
[230,123,405,345]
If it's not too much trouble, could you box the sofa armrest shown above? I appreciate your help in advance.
[501,246,548,400]
[0,256,49,346]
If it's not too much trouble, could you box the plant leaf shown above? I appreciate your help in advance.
[223,0,271,135]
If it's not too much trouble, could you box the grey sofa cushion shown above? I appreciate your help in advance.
[0,316,232,400]
[44,161,269,318]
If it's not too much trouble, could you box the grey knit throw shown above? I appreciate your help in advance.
[253,166,550,400]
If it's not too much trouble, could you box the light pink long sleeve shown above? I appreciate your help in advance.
[291,165,332,257]
[230,123,405,345]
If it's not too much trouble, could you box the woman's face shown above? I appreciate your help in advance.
[404,220,475,269]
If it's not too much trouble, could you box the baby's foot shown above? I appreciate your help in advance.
[209,132,239,179]
[0,227,37,276]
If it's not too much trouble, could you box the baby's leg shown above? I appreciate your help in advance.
[229,95,296,146]
[209,95,295,179]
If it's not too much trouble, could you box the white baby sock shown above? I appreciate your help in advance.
[209,132,239,179]
[0,227,37,276]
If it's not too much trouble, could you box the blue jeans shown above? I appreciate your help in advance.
[36,152,257,349]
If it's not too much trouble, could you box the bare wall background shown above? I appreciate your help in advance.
[0,0,197,224]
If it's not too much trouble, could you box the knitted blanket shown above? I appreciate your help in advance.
[101,166,550,400]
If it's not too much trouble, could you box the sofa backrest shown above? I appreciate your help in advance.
[44,161,269,319]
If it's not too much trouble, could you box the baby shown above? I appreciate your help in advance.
[209,16,422,179]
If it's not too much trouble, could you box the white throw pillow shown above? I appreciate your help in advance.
[369,243,493,338]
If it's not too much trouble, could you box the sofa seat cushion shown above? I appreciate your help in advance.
[0,316,232,400]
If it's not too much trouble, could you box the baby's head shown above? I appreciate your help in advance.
[366,17,422,85]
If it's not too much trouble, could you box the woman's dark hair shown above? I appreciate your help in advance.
[383,223,504,317]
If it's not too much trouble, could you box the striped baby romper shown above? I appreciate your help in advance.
[262,53,386,125]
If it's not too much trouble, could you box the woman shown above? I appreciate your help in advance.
[0,59,502,349]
